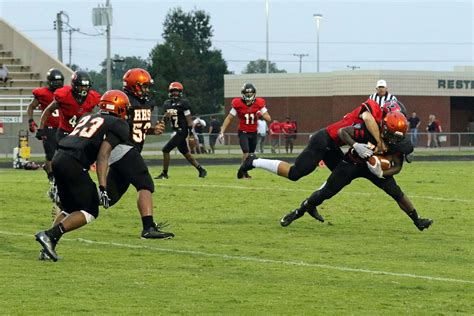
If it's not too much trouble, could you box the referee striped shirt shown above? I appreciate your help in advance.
[369,93,397,107]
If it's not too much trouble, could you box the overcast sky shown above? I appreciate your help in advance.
[1,0,473,74]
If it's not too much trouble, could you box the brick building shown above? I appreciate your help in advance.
[224,69,474,144]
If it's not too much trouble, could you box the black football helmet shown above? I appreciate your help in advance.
[46,68,64,91]
[241,83,256,105]
[71,70,92,97]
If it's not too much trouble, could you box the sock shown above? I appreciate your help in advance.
[47,173,54,182]
[45,223,65,240]
[196,165,203,170]
[162,170,168,175]
[142,216,154,230]
[407,209,419,222]
[253,158,282,174]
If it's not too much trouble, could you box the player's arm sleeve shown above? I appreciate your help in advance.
[361,111,383,148]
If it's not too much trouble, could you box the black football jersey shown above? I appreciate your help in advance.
[162,98,191,132]
[124,91,156,152]
[58,112,130,168]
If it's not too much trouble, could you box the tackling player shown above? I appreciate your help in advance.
[155,82,207,179]
[35,90,131,261]
[107,68,174,239]
[26,68,64,182]
[219,83,272,179]
[238,99,385,181]
[280,111,433,231]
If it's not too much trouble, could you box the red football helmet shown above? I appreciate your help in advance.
[99,90,130,119]
[168,82,184,99]
[382,100,407,117]
[382,111,408,144]
[122,68,153,101]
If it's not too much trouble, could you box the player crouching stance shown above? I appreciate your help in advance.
[35,90,131,261]
[280,112,433,231]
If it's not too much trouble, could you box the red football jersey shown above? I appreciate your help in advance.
[325,99,382,144]
[230,97,267,133]
[32,87,59,128]
[54,86,101,132]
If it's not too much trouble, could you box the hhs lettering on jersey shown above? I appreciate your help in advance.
[132,108,152,143]
[133,109,151,121]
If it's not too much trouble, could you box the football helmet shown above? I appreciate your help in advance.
[241,83,256,105]
[71,70,92,97]
[99,90,130,119]
[382,100,407,117]
[168,82,184,99]
[122,68,154,101]
[46,68,64,91]
[382,111,408,144]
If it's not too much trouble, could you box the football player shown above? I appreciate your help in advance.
[219,83,272,179]
[155,82,207,179]
[280,111,433,231]
[26,68,64,182]
[35,90,131,262]
[38,70,101,143]
[107,68,174,239]
[238,99,385,181]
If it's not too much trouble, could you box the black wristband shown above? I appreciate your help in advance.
[188,127,193,137]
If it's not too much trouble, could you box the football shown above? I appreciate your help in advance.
[367,155,392,170]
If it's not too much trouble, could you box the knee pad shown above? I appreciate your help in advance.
[80,210,97,222]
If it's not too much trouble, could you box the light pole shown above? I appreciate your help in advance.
[313,13,323,72]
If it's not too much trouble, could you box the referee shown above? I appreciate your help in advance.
[369,79,397,106]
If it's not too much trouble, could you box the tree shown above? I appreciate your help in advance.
[243,59,287,74]
[149,7,229,115]
[89,55,149,94]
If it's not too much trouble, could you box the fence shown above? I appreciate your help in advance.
[1,132,474,159]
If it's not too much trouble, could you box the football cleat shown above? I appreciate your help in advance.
[154,172,169,179]
[237,154,257,179]
[35,231,58,262]
[198,168,207,178]
[280,209,304,227]
[141,226,175,239]
[414,217,433,231]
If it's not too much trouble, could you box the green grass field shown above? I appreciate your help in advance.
[0,162,473,314]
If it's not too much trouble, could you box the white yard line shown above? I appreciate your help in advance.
[159,183,474,203]
[2,230,473,285]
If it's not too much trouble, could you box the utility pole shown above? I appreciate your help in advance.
[55,12,63,62]
[293,53,308,73]
[93,1,113,89]
[105,0,112,90]
[67,28,79,67]
[346,65,360,70]
[265,0,269,74]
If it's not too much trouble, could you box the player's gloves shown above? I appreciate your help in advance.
[35,128,46,140]
[28,119,38,133]
[366,159,384,178]
[98,185,111,209]
[353,142,374,159]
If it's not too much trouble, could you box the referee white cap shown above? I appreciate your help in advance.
[376,80,387,88]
